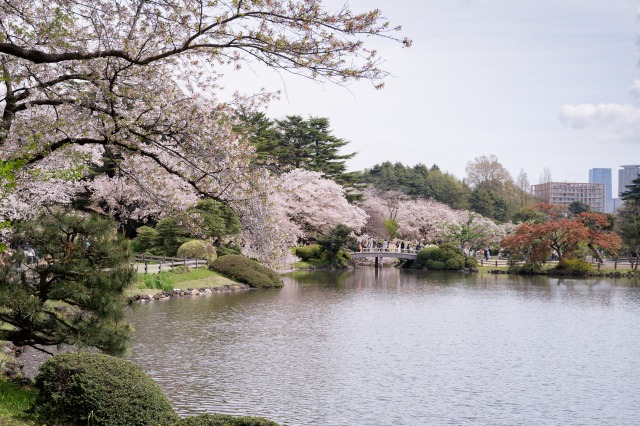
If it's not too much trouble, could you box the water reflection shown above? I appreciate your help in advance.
[127,268,640,425]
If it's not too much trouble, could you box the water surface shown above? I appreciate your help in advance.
[127,268,640,425]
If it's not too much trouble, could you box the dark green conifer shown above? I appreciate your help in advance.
[0,209,134,355]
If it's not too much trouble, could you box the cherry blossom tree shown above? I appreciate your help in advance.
[362,189,464,243]
[277,169,368,237]
[395,197,465,243]
[0,0,408,259]
[361,188,511,248]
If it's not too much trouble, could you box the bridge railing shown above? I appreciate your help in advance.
[350,248,419,255]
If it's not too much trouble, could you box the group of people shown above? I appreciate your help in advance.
[356,239,495,261]
[466,247,492,261]
[358,239,424,253]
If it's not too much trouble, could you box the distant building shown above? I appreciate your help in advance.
[532,182,606,212]
[618,165,640,198]
[589,168,613,213]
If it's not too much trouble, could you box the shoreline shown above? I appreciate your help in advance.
[128,283,251,303]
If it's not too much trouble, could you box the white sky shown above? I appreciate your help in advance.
[222,0,640,195]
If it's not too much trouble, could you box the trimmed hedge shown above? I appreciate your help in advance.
[33,352,178,426]
[176,414,280,426]
[209,255,282,288]
[177,240,217,262]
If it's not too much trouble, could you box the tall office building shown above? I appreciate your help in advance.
[532,182,606,212]
[589,168,613,212]
[618,165,640,197]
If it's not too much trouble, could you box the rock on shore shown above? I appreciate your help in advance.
[129,283,250,303]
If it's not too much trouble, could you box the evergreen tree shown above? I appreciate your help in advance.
[238,113,363,199]
[273,116,356,182]
[620,174,640,203]
[568,200,591,216]
[469,187,495,218]
[362,161,469,210]
[0,210,134,355]
[187,199,241,242]
[616,203,640,269]
[317,224,357,263]
[618,174,640,268]
[234,110,281,172]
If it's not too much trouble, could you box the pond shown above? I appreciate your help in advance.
[127,268,640,425]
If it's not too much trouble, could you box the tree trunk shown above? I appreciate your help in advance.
[587,243,603,263]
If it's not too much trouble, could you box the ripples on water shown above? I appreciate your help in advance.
[127,269,640,425]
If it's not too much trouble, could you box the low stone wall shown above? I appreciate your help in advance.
[129,283,250,302]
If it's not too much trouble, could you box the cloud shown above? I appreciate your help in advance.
[558,103,640,141]
[630,79,640,99]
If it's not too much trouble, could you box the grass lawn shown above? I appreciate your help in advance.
[127,267,239,297]
[0,379,37,426]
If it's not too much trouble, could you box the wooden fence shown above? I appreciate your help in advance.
[133,254,208,274]
[476,257,639,270]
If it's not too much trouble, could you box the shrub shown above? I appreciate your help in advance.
[511,262,544,274]
[33,352,178,426]
[416,247,442,267]
[464,257,479,268]
[177,240,217,262]
[445,257,464,270]
[176,413,280,426]
[322,249,352,268]
[295,244,322,261]
[426,260,445,270]
[416,244,466,270]
[209,255,282,288]
[554,259,593,275]
[439,243,462,260]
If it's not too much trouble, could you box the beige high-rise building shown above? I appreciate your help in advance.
[532,182,605,212]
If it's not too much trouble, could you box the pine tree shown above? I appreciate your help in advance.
[0,210,134,355]
[620,174,640,204]
[618,174,640,268]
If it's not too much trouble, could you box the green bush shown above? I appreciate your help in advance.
[33,352,178,426]
[416,247,442,267]
[209,255,282,288]
[511,261,543,274]
[416,244,466,270]
[426,260,445,270]
[464,257,479,268]
[295,244,322,261]
[177,240,217,262]
[175,413,280,426]
[439,243,462,260]
[445,257,464,270]
[554,259,593,275]
[322,249,352,268]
